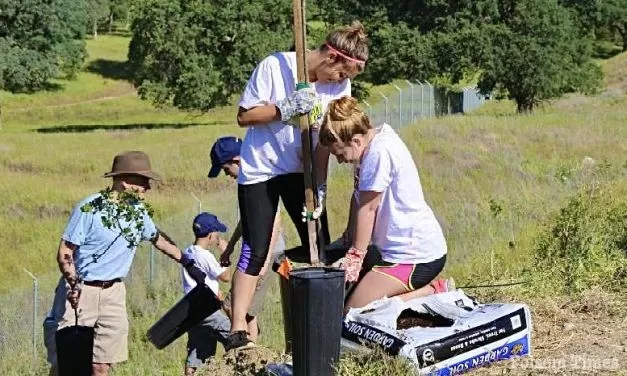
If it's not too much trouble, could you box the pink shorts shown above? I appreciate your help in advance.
[371,256,446,291]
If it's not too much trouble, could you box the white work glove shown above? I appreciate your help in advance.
[301,183,327,222]
[276,84,318,124]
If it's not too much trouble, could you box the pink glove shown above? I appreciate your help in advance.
[341,247,366,282]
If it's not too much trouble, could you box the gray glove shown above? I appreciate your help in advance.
[276,86,317,123]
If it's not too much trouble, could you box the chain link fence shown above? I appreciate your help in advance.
[365,82,485,130]
[0,83,487,374]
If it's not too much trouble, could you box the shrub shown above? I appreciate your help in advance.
[532,177,627,294]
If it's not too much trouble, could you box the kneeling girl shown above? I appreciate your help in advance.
[319,96,452,309]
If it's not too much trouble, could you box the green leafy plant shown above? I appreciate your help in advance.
[532,179,627,294]
[78,188,154,274]
[488,198,503,218]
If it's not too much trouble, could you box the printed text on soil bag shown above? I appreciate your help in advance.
[414,308,528,368]
[342,321,405,355]
[442,336,530,375]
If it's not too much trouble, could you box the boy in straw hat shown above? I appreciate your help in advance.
[44,151,208,376]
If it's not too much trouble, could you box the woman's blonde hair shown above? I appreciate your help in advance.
[322,21,369,70]
[319,96,372,147]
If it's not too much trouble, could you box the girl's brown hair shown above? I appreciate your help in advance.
[322,21,369,70]
[319,96,372,147]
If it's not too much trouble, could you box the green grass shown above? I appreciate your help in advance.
[0,34,626,375]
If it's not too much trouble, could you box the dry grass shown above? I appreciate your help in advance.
[470,288,626,375]
[602,51,627,95]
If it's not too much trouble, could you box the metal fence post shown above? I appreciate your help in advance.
[425,81,434,118]
[149,245,155,287]
[191,193,202,214]
[362,100,372,119]
[416,80,424,119]
[23,269,38,363]
[393,84,402,128]
[378,92,389,125]
[405,80,414,122]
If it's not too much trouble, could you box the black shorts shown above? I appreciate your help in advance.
[237,173,329,276]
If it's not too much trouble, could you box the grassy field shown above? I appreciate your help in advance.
[1,34,625,375]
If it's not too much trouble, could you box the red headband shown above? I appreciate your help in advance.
[325,43,365,65]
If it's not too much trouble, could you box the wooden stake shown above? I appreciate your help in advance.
[292,0,320,266]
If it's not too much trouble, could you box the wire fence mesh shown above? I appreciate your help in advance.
[363,82,485,130]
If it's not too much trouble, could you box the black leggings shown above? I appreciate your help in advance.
[238,173,328,276]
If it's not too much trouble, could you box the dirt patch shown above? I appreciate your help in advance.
[2,161,43,174]
[5,203,27,219]
[153,177,231,196]
[423,148,455,165]
[4,203,69,219]
[197,347,287,376]
[37,204,70,219]
[471,289,626,375]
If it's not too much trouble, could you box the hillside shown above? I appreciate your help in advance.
[603,51,627,95]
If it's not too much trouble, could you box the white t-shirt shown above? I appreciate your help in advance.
[359,124,447,264]
[238,51,351,185]
[181,245,227,296]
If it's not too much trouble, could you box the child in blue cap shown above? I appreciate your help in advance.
[207,136,286,345]
[182,212,232,376]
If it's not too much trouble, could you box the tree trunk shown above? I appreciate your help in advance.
[108,12,114,33]
[515,96,534,113]
[93,20,98,39]
[612,23,626,52]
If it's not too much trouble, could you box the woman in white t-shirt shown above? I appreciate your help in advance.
[319,96,453,310]
[226,23,369,350]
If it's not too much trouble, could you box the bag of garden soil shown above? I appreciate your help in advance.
[340,290,532,375]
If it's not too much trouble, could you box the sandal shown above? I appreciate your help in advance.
[225,330,255,352]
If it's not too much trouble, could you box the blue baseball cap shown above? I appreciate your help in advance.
[192,212,227,237]
[208,136,242,178]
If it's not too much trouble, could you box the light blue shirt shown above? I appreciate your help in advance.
[62,193,158,281]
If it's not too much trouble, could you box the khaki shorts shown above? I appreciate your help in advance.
[222,269,275,318]
[45,278,129,365]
